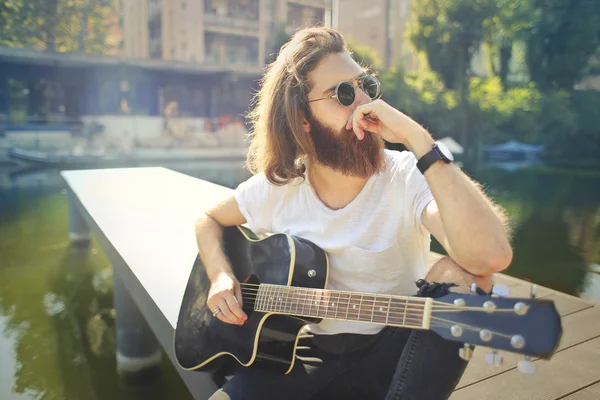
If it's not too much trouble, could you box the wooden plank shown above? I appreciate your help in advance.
[502,281,554,298]
[455,306,600,390]
[450,336,600,400]
[560,382,600,400]
[543,293,595,317]
[493,273,528,287]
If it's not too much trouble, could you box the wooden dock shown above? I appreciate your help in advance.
[427,253,600,399]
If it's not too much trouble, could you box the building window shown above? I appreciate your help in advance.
[204,0,259,20]
[287,4,325,30]
[205,33,258,66]
[148,0,162,59]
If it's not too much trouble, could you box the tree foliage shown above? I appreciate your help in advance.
[0,0,121,54]
[525,0,600,91]
[346,37,381,70]
[482,0,531,90]
[407,0,497,91]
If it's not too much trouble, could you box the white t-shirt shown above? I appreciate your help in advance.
[234,149,435,335]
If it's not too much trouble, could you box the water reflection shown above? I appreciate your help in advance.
[0,162,249,400]
[472,167,600,296]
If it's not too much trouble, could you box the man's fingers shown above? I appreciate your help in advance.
[217,298,240,325]
[352,113,365,140]
[225,294,247,323]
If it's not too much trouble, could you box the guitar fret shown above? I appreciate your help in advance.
[269,285,275,312]
[273,285,279,313]
[283,286,289,314]
[261,285,267,312]
[271,286,280,312]
[298,287,304,316]
[256,285,263,312]
[345,292,351,320]
[386,297,391,325]
[264,285,271,312]
[279,286,285,313]
[334,292,340,319]
[370,294,377,322]
[358,294,364,322]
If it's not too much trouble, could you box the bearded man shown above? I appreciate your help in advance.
[194,27,513,400]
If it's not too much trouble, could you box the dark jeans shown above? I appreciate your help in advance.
[211,282,472,400]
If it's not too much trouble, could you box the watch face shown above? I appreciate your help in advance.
[436,142,454,161]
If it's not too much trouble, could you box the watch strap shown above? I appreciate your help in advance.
[417,146,442,174]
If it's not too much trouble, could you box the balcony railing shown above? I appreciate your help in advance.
[287,0,330,8]
[203,13,260,31]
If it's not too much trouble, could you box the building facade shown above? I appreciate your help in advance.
[122,0,332,68]
[335,0,414,70]
[0,0,334,143]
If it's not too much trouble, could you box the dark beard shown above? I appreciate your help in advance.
[307,114,385,178]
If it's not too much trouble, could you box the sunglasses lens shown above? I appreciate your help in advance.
[362,75,380,99]
[336,82,355,106]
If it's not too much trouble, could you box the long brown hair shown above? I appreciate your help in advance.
[245,27,347,185]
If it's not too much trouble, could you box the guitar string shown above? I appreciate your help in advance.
[235,294,519,342]
[240,295,428,318]
[226,295,515,341]
[238,290,521,313]
[240,292,428,316]
[239,292,427,323]
[236,288,527,339]
[238,283,522,311]
[210,290,523,343]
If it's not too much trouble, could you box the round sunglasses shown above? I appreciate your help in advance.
[308,75,381,107]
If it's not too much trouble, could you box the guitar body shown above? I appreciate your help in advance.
[174,226,328,374]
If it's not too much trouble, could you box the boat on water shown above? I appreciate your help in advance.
[7,146,248,168]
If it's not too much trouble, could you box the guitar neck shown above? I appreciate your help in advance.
[254,284,433,330]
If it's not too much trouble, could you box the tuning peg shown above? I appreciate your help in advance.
[491,284,510,297]
[458,344,474,361]
[530,284,537,299]
[485,349,503,366]
[517,356,536,374]
[470,283,477,295]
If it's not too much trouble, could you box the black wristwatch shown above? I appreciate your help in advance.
[416,141,454,174]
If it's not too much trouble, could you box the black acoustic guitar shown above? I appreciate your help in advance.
[174,226,562,375]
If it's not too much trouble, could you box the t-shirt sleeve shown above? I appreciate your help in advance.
[408,159,435,234]
[396,152,435,235]
[234,173,276,234]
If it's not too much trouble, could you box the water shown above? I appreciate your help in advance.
[0,160,598,400]
[0,161,250,400]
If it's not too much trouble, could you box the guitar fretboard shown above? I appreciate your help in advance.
[254,284,430,329]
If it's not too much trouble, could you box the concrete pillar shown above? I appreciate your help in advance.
[68,191,91,244]
[113,270,162,381]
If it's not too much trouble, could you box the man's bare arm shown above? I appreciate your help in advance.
[195,194,248,324]
[412,134,513,276]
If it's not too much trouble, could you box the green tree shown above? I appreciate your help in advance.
[525,0,600,91]
[408,0,497,170]
[408,0,497,91]
[345,37,381,70]
[265,23,291,64]
[0,0,120,54]
[482,0,531,90]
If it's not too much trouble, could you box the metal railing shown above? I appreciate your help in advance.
[203,13,260,31]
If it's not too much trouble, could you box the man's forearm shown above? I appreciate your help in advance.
[195,214,234,282]
[407,131,513,274]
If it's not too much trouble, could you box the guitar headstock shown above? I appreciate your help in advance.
[430,288,562,371]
